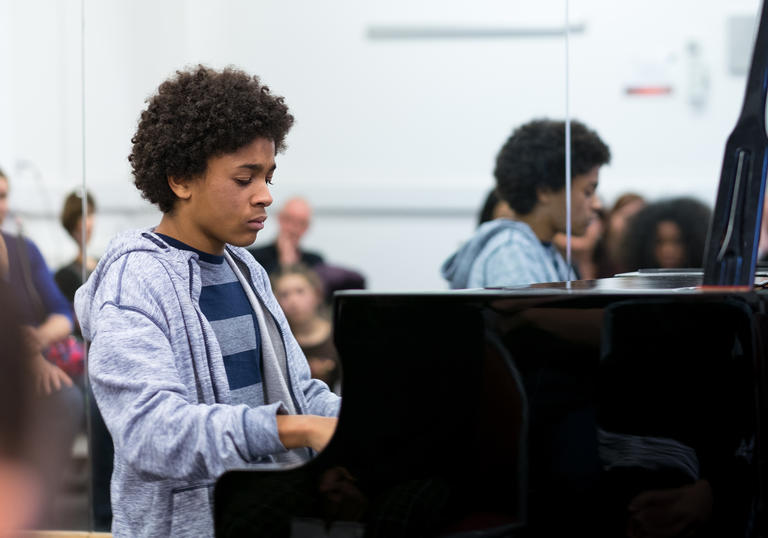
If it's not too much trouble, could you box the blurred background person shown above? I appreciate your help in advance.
[54,189,97,308]
[0,168,80,388]
[477,188,515,227]
[54,189,113,530]
[248,196,324,274]
[596,193,646,277]
[620,197,712,271]
[553,203,607,280]
[250,196,366,304]
[272,264,341,393]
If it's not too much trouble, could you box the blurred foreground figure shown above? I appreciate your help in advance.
[0,278,42,537]
[0,168,84,528]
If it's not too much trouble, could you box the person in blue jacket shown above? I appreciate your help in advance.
[75,65,340,538]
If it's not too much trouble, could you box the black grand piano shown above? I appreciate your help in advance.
[215,278,765,537]
[214,1,768,536]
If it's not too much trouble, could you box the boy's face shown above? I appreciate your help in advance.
[549,166,600,236]
[179,137,275,254]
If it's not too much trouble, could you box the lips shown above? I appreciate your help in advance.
[247,215,267,231]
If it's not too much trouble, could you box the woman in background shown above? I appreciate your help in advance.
[272,264,341,393]
[620,197,711,270]
[54,189,97,306]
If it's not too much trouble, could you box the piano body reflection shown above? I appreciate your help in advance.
[214,272,765,537]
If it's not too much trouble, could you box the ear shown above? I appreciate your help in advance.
[167,175,193,201]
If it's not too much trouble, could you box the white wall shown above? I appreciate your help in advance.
[0,0,762,290]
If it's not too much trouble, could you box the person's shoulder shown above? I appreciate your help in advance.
[54,262,80,283]
[91,231,189,300]
[301,249,324,265]
[477,220,533,252]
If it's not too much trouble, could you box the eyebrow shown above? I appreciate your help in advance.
[237,163,277,173]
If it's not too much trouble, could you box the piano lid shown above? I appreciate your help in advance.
[703,0,768,286]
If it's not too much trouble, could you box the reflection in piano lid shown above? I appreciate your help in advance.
[215,284,762,537]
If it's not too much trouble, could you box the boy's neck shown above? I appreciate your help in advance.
[155,213,225,256]
[516,209,556,243]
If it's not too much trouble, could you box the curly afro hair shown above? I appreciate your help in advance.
[620,197,712,270]
[129,65,294,213]
[494,119,611,216]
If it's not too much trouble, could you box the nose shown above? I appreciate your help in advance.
[250,180,273,207]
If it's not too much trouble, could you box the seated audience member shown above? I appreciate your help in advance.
[477,188,515,226]
[0,167,84,527]
[442,119,611,288]
[0,280,42,537]
[75,65,339,537]
[272,265,341,392]
[248,196,366,302]
[248,196,324,274]
[593,193,646,278]
[54,189,97,306]
[312,263,366,304]
[620,197,712,271]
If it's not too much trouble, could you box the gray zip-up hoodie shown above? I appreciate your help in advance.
[441,219,572,288]
[75,229,341,537]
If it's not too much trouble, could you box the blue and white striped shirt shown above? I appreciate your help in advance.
[157,234,264,407]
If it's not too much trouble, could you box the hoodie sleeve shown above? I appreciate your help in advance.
[88,255,287,482]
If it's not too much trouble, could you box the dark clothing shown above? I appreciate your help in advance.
[300,332,341,391]
[247,242,324,275]
[54,261,87,305]
[2,230,72,326]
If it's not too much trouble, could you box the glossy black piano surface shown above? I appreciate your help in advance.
[214,274,767,537]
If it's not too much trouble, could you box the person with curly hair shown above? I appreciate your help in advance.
[620,197,712,271]
[74,65,340,537]
[442,118,611,288]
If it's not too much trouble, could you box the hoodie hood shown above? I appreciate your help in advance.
[75,229,197,341]
[441,219,538,289]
